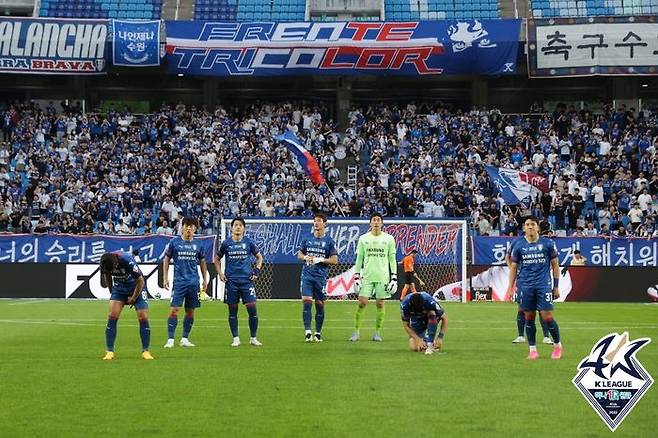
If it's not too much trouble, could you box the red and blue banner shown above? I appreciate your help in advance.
[164,19,521,76]
[0,17,109,74]
[275,130,325,185]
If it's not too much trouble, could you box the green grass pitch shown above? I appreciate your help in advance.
[0,299,656,437]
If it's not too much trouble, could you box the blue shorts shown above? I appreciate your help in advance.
[514,289,523,305]
[411,323,431,342]
[520,287,554,311]
[110,290,149,310]
[171,283,201,309]
[225,279,256,305]
[300,277,326,301]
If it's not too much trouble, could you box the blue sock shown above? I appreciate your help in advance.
[427,314,438,341]
[516,310,525,337]
[314,301,325,333]
[525,317,537,346]
[228,304,239,337]
[105,317,118,351]
[246,303,258,338]
[302,301,312,331]
[183,316,194,338]
[544,316,561,344]
[139,319,150,351]
[167,314,178,339]
[539,314,550,338]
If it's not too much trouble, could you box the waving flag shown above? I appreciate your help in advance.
[485,165,548,205]
[274,130,325,185]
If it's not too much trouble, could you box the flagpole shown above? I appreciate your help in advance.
[323,182,347,217]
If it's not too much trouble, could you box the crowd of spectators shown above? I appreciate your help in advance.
[0,99,657,239]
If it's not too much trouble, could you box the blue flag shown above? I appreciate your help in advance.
[273,131,325,185]
[113,20,160,67]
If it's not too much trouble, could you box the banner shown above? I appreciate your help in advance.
[165,19,520,76]
[0,234,216,264]
[473,236,658,267]
[112,20,160,67]
[485,165,548,205]
[528,16,658,77]
[244,221,464,264]
[0,17,108,74]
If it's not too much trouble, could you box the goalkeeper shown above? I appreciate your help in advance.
[350,213,398,342]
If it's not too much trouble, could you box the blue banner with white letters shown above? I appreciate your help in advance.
[164,20,520,76]
[112,20,160,67]
[0,235,215,263]
[0,17,109,74]
[473,236,658,267]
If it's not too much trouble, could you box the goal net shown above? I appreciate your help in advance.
[217,218,468,302]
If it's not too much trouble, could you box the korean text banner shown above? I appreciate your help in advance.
[0,17,108,74]
[528,16,658,77]
[165,20,521,76]
[112,20,161,67]
[0,235,216,264]
[473,236,658,267]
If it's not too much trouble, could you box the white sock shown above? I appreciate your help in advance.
[529,345,537,352]
[305,330,312,335]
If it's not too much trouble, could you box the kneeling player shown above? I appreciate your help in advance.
[400,292,448,355]
[100,251,153,360]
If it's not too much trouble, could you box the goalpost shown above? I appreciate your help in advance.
[217,218,469,303]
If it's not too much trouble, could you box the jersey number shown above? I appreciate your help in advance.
[249,287,256,297]
[544,293,553,303]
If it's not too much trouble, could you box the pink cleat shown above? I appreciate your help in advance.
[551,345,563,360]
[527,350,539,360]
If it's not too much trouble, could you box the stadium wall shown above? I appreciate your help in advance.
[1,263,656,303]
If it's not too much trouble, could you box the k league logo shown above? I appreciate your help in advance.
[572,332,653,431]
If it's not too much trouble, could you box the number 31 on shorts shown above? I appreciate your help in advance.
[545,292,553,303]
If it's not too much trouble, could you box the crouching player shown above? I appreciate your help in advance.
[100,251,153,360]
[400,292,448,355]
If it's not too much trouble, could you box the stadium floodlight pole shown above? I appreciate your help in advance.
[323,182,347,217]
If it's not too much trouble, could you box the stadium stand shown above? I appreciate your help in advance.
[530,0,658,18]
[39,0,163,19]
[1,100,656,238]
[194,0,306,21]
[384,0,500,20]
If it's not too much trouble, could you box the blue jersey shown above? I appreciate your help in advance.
[299,233,337,281]
[508,236,557,291]
[400,292,444,326]
[108,251,143,293]
[164,236,204,288]
[217,237,260,280]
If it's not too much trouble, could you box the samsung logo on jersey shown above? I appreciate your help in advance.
[0,21,107,58]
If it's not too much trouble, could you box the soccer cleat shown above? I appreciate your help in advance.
[305,332,313,343]
[542,336,554,345]
[231,337,241,347]
[349,332,360,342]
[313,333,322,343]
[551,345,563,360]
[141,351,154,360]
[179,338,195,347]
[102,351,115,360]
[512,336,526,343]
[527,350,539,360]
[250,338,263,346]
[163,339,174,348]
[372,332,383,342]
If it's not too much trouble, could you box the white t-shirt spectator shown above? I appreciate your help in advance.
[628,207,643,225]
[591,185,604,203]
[115,221,131,235]
[638,193,652,212]
[598,140,611,156]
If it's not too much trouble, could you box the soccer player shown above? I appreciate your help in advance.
[162,216,209,348]
[507,253,553,345]
[399,249,426,300]
[214,217,264,347]
[99,251,153,360]
[350,213,397,342]
[400,292,448,355]
[505,216,562,360]
[297,213,338,342]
